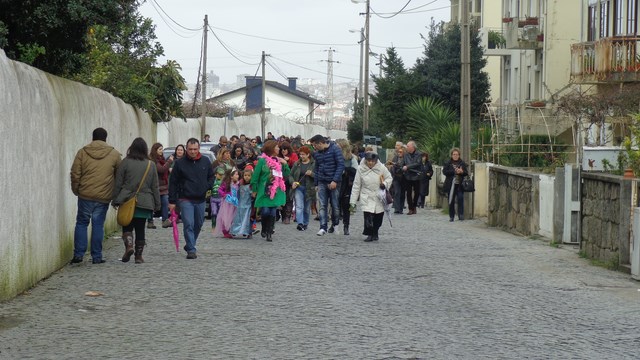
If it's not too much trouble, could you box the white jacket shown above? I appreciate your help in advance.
[350,159,393,214]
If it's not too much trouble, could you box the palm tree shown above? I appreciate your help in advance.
[406,97,459,165]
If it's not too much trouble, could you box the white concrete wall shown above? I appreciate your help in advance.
[0,50,155,300]
[157,113,346,148]
[538,174,555,238]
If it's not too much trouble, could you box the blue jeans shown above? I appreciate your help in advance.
[260,207,277,218]
[73,198,109,261]
[160,194,169,221]
[317,182,340,230]
[179,200,205,253]
[294,186,311,226]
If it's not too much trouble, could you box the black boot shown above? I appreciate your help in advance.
[266,216,275,242]
[261,216,270,238]
[343,224,349,235]
[372,228,379,241]
[134,240,145,264]
[364,235,373,242]
[121,232,134,263]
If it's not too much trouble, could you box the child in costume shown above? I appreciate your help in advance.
[213,169,239,238]
[230,167,254,238]
[210,166,225,232]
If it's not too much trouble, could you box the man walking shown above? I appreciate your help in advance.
[169,138,214,259]
[403,140,423,215]
[310,134,344,236]
[70,128,121,264]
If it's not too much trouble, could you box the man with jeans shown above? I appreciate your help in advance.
[169,138,214,259]
[310,134,344,236]
[70,127,121,264]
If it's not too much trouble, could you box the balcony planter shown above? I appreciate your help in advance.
[518,17,539,27]
[502,17,513,23]
[536,34,544,42]
[528,101,546,108]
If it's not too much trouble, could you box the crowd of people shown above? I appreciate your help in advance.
[69,128,470,264]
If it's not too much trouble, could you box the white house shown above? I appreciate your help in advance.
[209,76,325,123]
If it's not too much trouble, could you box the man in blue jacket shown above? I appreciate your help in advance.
[169,138,214,259]
[310,134,345,236]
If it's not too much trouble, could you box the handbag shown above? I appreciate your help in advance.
[461,176,475,192]
[385,188,393,204]
[117,161,152,227]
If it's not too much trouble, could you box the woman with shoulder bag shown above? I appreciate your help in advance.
[442,147,468,222]
[417,152,433,208]
[349,152,393,242]
[112,138,161,264]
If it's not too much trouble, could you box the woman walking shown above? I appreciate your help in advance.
[417,152,433,208]
[289,145,315,231]
[349,152,392,242]
[112,138,161,263]
[442,148,469,222]
[149,143,173,228]
[250,140,290,242]
[336,138,358,235]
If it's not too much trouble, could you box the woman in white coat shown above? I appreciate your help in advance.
[349,152,393,242]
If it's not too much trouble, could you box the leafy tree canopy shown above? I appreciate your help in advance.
[0,0,185,122]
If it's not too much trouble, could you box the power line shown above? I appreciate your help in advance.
[150,0,202,32]
[207,25,261,66]
[148,0,199,38]
[371,0,414,19]
[270,56,356,81]
[209,24,357,47]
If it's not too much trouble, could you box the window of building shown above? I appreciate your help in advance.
[600,0,611,38]
[588,4,597,41]
[628,0,638,34]
[614,0,624,35]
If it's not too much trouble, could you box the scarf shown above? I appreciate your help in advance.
[260,153,286,199]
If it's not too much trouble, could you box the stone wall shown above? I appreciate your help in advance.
[580,172,633,267]
[488,166,540,236]
[0,50,155,301]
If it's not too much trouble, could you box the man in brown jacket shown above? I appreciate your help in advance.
[70,128,121,264]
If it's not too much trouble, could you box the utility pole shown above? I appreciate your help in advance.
[261,51,266,141]
[322,48,338,130]
[460,1,471,161]
[363,0,371,142]
[200,15,208,141]
[357,28,364,103]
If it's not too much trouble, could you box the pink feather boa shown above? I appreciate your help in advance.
[260,154,286,199]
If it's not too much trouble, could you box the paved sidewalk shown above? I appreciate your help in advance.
[1,207,640,359]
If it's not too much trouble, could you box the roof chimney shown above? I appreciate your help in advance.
[288,77,298,91]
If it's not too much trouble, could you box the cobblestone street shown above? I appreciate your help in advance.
[2,207,640,359]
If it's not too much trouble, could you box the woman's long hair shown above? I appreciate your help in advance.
[127,138,149,161]
[149,142,163,162]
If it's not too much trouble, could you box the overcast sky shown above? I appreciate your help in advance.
[138,0,451,86]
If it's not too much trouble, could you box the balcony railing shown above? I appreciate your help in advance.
[503,17,543,50]
[571,37,640,83]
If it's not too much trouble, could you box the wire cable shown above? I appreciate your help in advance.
[208,25,261,66]
[209,24,357,47]
[270,56,356,81]
[371,0,414,19]
[148,0,199,38]
[150,0,202,32]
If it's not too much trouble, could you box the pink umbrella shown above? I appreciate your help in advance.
[170,209,180,252]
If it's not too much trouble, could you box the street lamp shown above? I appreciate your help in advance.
[351,0,370,142]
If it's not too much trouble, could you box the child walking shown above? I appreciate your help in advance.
[230,167,254,238]
[213,169,239,238]
[210,166,225,232]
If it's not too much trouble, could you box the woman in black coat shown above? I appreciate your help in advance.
[442,147,468,222]
[417,152,433,208]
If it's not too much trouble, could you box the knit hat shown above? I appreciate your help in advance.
[215,166,225,175]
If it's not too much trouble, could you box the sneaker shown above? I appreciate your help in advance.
[162,219,172,228]
[302,224,308,231]
[70,256,83,264]
[186,252,197,259]
[317,229,327,236]
[296,224,304,231]
[328,226,335,233]
[92,259,106,264]
[147,222,157,229]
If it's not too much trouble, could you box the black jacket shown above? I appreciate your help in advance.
[403,149,423,181]
[169,154,214,203]
[442,159,468,193]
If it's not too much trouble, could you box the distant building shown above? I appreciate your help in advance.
[209,76,325,123]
